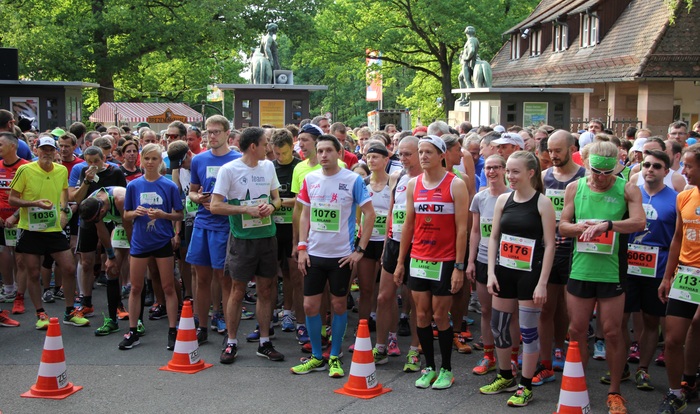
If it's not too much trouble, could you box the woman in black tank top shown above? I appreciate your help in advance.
[480,151,556,407]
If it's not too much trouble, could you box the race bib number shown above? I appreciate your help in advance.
[391,205,406,235]
[545,189,565,221]
[27,206,57,231]
[310,202,340,232]
[272,205,293,224]
[499,233,536,271]
[480,217,493,238]
[409,258,443,281]
[240,199,271,228]
[577,221,616,255]
[669,265,700,305]
[627,244,659,278]
[3,228,17,247]
[370,208,388,237]
[111,225,130,249]
[185,196,198,219]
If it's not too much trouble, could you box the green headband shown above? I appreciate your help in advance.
[589,154,617,170]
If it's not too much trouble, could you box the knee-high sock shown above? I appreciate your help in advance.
[306,314,323,360]
[438,328,453,371]
[417,326,435,369]
[330,311,347,357]
[106,279,120,322]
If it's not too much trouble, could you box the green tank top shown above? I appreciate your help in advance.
[570,176,628,283]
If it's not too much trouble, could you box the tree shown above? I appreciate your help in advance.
[295,0,538,119]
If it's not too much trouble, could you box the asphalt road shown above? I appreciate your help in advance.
[0,285,697,414]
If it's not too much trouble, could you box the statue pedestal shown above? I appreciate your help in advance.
[450,87,592,129]
[215,84,327,129]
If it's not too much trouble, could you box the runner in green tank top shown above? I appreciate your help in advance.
[559,141,645,414]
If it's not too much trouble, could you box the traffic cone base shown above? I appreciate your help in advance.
[160,301,212,374]
[335,319,391,399]
[22,317,82,399]
[553,341,591,414]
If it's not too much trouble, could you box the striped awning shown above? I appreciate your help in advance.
[89,102,203,124]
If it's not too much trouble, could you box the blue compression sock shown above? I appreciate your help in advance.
[306,314,323,360]
[330,311,348,357]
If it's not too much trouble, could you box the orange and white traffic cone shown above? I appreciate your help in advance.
[160,301,212,374]
[553,341,591,414]
[335,319,391,399]
[21,317,82,399]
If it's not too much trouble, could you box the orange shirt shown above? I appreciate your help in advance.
[411,172,457,262]
[677,188,700,267]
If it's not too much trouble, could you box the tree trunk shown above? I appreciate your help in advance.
[92,0,114,103]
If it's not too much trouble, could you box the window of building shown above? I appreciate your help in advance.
[581,13,599,47]
[510,34,521,59]
[554,24,568,52]
[529,29,542,57]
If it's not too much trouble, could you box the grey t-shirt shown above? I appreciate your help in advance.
[469,188,512,264]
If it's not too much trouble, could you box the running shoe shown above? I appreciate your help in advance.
[432,367,454,390]
[480,374,518,394]
[350,280,359,292]
[587,324,595,339]
[243,290,257,304]
[472,337,484,351]
[296,325,310,344]
[403,349,420,372]
[655,350,666,366]
[507,386,533,407]
[149,305,167,320]
[167,330,177,350]
[635,369,654,391]
[373,348,389,365]
[257,341,284,361]
[0,309,20,327]
[118,331,140,350]
[42,289,55,303]
[96,272,108,286]
[282,314,295,332]
[53,288,65,300]
[607,393,628,414]
[0,291,16,303]
[453,333,472,354]
[121,285,131,299]
[64,308,90,326]
[247,280,256,288]
[12,295,24,314]
[682,381,698,402]
[78,305,95,318]
[211,312,226,333]
[472,356,496,376]
[136,319,146,336]
[468,297,482,314]
[628,341,640,363]
[532,363,555,386]
[116,304,129,320]
[290,355,326,374]
[35,311,50,330]
[387,335,401,356]
[328,356,344,378]
[95,315,119,336]
[197,327,208,345]
[656,390,687,414]
[271,312,280,327]
[241,307,255,320]
[73,295,83,308]
[593,339,606,360]
[601,364,631,384]
[415,367,438,389]
[220,343,238,364]
[397,316,411,337]
[247,325,276,342]
[553,348,566,371]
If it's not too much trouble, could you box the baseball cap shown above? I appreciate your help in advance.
[493,125,506,133]
[418,135,447,153]
[167,142,189,169]
[492,133,525,149]
[631,138,647,153]
[412,125,428,136]
[37,136,58,149]
[135,122,150,129]
[299,123,323,137]
[51,128,66,138]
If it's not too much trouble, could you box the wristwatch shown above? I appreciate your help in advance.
[454,262,466,270]
[355,245,366,254]
[61,207,71,214]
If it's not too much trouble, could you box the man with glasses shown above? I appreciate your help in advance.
[185,115,241,346]
[667,121,688,145]
[559,141,645,414]
[619,150,676,393]
[628,138,686,192]
[532,130,586,387]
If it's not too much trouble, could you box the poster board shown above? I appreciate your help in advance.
[10,97,39,130]
[259,100,285,127]
[523,102,548,127]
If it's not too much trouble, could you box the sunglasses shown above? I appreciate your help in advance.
[642,162,664,170]
[188,126,200,133]
[590,167,615,175]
